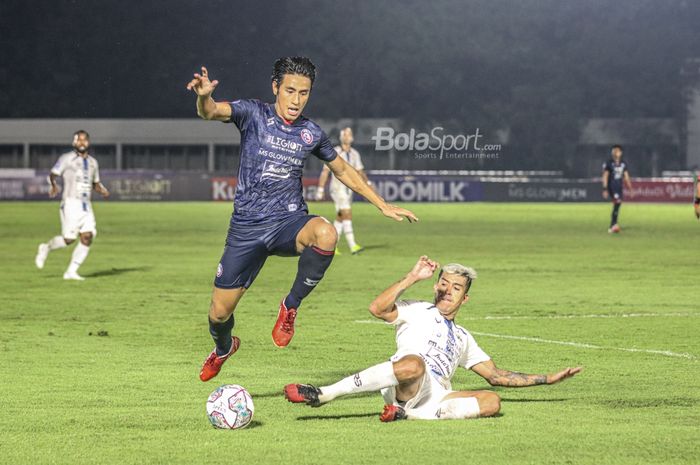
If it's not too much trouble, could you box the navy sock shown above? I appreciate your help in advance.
[209,314,234,356]
[611,203,621,227]
[284,246,335,309]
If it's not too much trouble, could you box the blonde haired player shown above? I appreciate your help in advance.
[285,256,582,421]
[34,130,110,280]
[316,127,372,254]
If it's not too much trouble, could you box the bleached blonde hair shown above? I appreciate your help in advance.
[439,263,477,293]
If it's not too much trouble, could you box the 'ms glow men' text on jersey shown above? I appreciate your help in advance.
[51,152,101,204]
[388,300,491,391]
[226,99,337,225]
[603,159,629,193]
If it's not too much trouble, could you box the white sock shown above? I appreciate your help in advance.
[67,243,90,274]
[48,236,67,250]
[405,396,481,420]
[333,220,343,239]
[342,220,357,249]
[318,361,398,403]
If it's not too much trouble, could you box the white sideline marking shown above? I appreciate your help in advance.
[467,312,697,321]
[469,331,696,360]
[352,318,697,360]
[354,312,698,324]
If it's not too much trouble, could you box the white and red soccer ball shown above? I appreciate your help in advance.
[206,384,254,430]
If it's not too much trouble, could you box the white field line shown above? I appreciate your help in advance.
[354,312,698,324]
[352,315,697,360]
[469,331,696,360]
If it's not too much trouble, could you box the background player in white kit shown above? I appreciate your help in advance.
[34,130,110,280]
[285,256,582,421]
[316,127,372,254]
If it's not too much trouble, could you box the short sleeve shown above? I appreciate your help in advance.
[458,330,491,369]
[354,149,365,171]
[312,131,338,162]
[387,300,430,326]
[602,161,610,173]
[51,154,67,176]
[623,162,629,173]
[226,99,259,130]
[93,159,101,184]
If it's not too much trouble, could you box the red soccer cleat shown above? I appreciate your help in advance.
[272,301,297,348]
[283,383,322,407]
[380,404,407,423]
[199,336,240,382]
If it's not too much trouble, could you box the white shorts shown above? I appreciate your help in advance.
[330,188,352,211]
[60,199,97,240]
[380,368,452,410]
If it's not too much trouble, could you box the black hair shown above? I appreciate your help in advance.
[611,144,623,151]
[73,130,90,139]
[271,57,316,87]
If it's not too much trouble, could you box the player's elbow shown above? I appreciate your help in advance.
[368,302,389,319]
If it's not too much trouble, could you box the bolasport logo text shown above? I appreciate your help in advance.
[372,127,501,160]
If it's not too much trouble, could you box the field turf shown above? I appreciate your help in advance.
[0,201,698,465]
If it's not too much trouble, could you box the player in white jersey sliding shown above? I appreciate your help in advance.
[285,256,582,422]
[316,128,371,254]
[34,130,110,280]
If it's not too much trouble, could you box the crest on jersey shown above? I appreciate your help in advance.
[300,129,314,145]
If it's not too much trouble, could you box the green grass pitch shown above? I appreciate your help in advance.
[0,201,698,465]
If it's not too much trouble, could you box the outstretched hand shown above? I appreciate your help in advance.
[408,256,440,281]
[186,66,219,97]
[547,367,583,384]
[381,204,418,223]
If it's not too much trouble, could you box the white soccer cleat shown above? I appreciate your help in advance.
[63,271,85,281]
[35,244,49,269]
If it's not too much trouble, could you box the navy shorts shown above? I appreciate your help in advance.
[608,187,623,203]
[214,214,317,289]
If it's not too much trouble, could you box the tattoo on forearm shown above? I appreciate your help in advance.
[493,370,547,387]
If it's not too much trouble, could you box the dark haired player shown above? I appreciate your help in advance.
[602,145,633,233]
[187,57,418,381]
[34,130,110,280]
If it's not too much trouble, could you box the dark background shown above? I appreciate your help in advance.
[2,0,699,172]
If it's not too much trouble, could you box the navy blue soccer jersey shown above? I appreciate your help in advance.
[225,99,337,225]
[603,159,629,192]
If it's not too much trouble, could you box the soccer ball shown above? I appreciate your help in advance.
[206,384,255,429]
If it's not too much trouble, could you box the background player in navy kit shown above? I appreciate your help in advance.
[694,172,700,220]
[602,145,633,233]
[187,57,418,381]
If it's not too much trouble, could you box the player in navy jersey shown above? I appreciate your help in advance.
[187,57,418,381]
[602,145,633,233]
[694,172,700,220]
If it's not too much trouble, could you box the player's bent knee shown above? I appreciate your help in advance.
[313,222,338,249]
[64,237,75,245]
[393,355,425,382]
[80,233,93,246]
